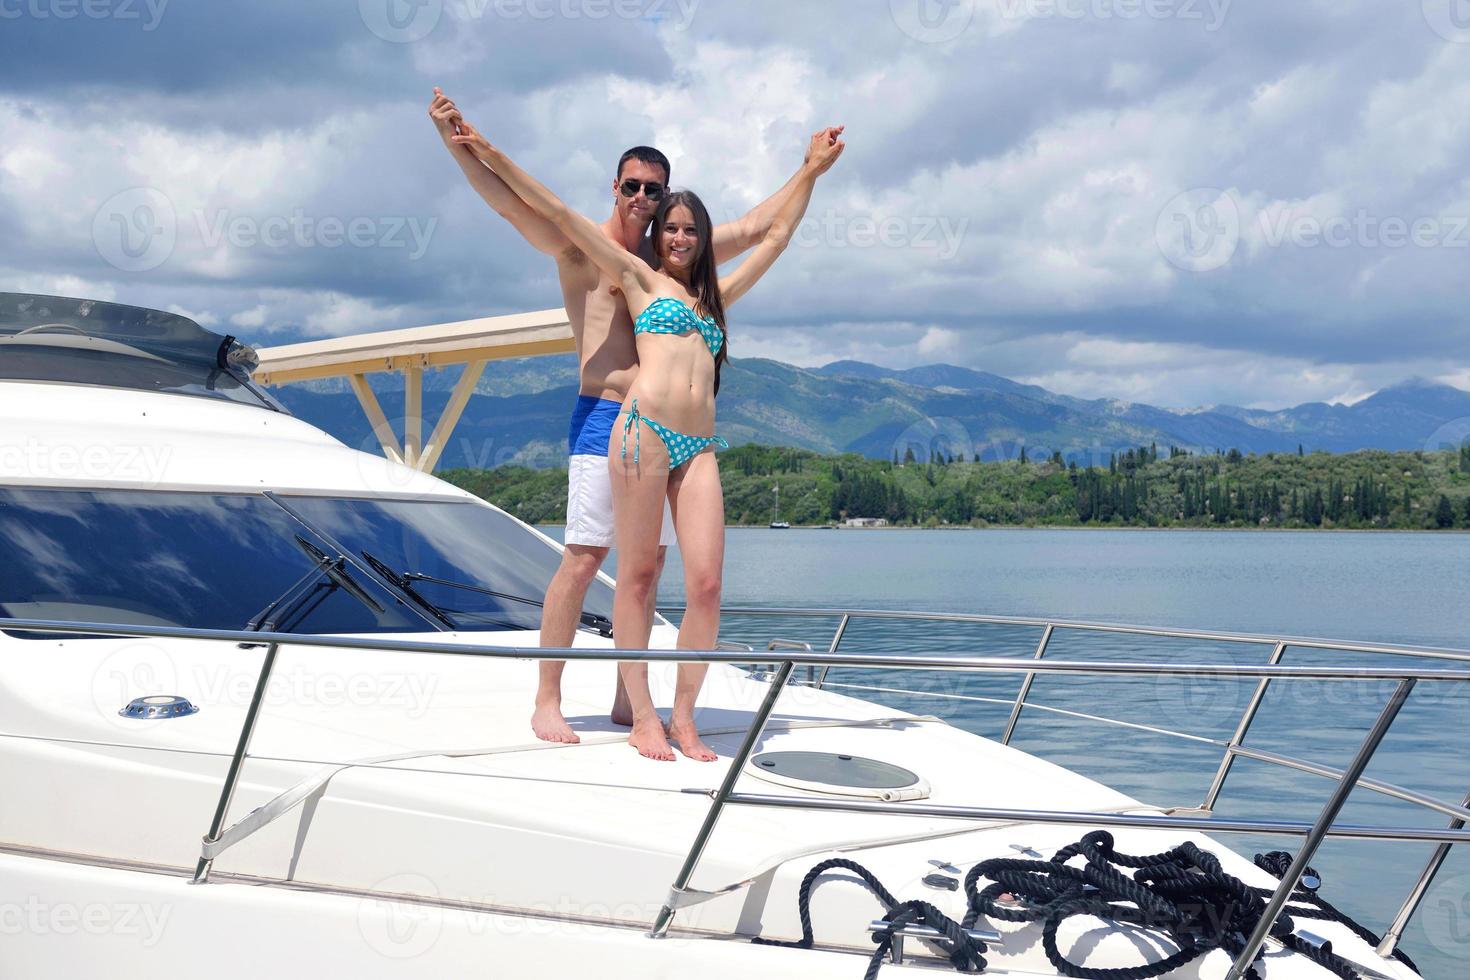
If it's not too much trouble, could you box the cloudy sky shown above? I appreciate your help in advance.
[2,0,1468,409]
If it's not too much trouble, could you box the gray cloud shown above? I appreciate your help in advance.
[0,0,1466,408]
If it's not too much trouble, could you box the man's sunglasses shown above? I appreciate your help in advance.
[619,179,664,200]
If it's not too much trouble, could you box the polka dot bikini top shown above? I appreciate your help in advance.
[633,296,724,358]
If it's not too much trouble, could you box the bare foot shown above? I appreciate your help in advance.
[666,717,718,762]
[610,675,634,727]
[531,702,580,744]
[628,715,675,761]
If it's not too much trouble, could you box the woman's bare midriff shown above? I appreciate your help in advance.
[621,332,718,436]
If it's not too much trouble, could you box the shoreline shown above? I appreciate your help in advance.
[532,523,1468,534]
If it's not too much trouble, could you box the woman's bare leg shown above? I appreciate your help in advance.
[610,428,675,760]
[665,450,725,762]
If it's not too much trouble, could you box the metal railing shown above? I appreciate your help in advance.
[3,611,1468,980]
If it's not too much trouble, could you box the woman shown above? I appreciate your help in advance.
[453,120,844,760]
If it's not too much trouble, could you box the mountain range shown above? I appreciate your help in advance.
[269,355,1470,470]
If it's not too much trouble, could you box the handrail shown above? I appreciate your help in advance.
[658,604,1470,662]
[5,616,1468,679]
[4,610,1466,972]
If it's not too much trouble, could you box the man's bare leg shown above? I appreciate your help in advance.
[609,544,668,726]
[534,543,609,743]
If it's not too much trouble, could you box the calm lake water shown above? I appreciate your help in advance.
[543,526,1470,976]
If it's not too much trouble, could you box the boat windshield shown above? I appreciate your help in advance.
[0,488,432,635]
[0,488,614,636]
[276,496,615,632]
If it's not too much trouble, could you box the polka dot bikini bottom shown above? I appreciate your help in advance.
[619,397,729,470]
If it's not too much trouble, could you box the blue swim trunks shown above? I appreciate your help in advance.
[567,395,622,457]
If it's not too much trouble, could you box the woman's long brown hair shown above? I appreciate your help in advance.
[652,190,728,396]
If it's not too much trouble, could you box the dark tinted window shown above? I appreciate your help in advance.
[0,343,274,408]
[0,488,431,635]
[279,497,612,631]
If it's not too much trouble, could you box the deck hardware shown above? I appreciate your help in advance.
[119,695,198,719]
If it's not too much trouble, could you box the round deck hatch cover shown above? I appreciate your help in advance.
[745,751,929,800]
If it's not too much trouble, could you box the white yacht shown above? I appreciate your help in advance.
[0,292,1458,979]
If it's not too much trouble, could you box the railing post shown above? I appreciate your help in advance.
[1224,678,1416,980]
[1201,641,1287,813]
[649,659,795,938]
[812,614,851,691]
[192,642,280,884]
[1376,786,1470,957]
[1001,623,1053,745]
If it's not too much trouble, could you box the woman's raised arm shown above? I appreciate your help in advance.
[717,133,845,307]
[452,119,658,307]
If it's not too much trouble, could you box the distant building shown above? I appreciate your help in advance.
[843,517,889,528]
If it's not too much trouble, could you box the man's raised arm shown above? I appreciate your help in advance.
[709,125,844,267]
[429,88,577,260]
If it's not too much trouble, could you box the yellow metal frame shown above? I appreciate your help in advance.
[251,308,574,472]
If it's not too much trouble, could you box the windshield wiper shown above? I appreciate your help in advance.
[359,550,612,637]
[245,537,384,632]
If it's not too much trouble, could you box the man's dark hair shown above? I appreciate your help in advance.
[616,146,671,184]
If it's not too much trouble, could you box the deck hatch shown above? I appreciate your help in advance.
[746,751,930,801]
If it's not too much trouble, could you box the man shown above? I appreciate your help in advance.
[429,88,841,742]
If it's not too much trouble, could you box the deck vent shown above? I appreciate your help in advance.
[119,695,199,720]
[746,751,930,801]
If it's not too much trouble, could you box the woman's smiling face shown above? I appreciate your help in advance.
[658,204,701,272]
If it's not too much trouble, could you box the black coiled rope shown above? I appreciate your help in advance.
[752,857,987,979]
[754,833,1418,979]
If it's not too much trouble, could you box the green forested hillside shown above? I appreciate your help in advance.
[441,443,1470,529]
